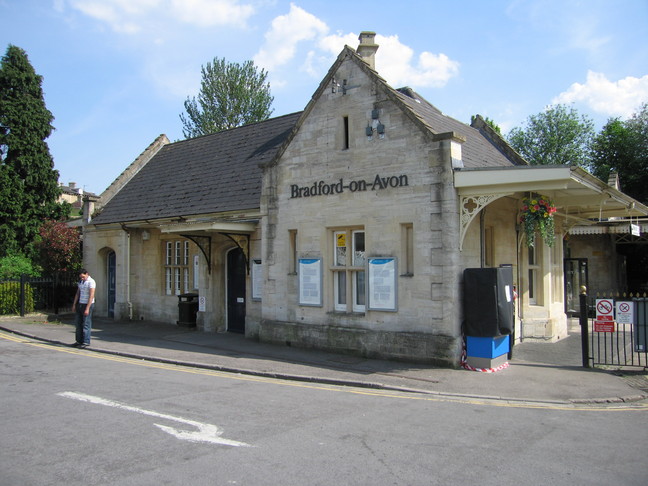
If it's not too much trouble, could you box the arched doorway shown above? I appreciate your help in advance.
[226,247,246,333]
[107,251,116,318]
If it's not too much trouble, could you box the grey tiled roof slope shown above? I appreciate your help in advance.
[92,112,302,225]
[394,87,525,168]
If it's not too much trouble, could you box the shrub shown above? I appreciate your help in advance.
[0,254,40,280]
[0,281,35,315]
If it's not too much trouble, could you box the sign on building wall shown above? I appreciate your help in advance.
[367,257,397,311]
[299,258,322,306]
[252,259,263,301]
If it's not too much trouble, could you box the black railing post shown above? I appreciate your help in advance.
[53,272,59,315]
[579,285,590,368]
[19,273,26,317]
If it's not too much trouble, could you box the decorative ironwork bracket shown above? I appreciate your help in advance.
[459,194,508,250]
[219,232,251,274]
[181,234,212,274]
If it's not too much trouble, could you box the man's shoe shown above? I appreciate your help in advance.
[78,343,89,349]
[70,342,81,347]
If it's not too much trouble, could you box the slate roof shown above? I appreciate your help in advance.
[393,87,525,169]
[92,112,302,225]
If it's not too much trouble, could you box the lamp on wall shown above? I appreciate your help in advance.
[142,230,150,241]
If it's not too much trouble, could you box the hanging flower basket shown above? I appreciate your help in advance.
[519,195,557,247]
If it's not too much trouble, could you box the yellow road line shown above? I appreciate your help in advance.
[2,330,647,412]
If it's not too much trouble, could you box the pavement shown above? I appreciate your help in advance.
[1,313,647,407]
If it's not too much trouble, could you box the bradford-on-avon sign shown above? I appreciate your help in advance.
[290,174,409,198]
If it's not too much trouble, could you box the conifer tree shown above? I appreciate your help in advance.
[0,44,67,258]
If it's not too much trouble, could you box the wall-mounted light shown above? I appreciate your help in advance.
[365,125,373,140]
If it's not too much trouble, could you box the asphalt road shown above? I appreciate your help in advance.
[1,335,647,486]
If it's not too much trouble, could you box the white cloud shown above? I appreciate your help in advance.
[253,3,328,72]
[67,0,255,32]
[552,71,648,118]
[376,35,459,88]
[255,8,459,90]
[169,0,254,28]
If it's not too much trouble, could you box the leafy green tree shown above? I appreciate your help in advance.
[507,104,595,168]
[180,58,274,139]
[0,44,68,259]
[590,103,648,204]
[471,115,501,135]
[588,103,648,290]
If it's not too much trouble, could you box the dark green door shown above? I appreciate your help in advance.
[227,248,246,333]
[107,251,116,318]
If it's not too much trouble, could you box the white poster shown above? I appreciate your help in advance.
[298,258,322,306]
[368,257,397,311]
[252,259,263,301]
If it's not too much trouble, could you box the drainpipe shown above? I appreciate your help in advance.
[121,225,133,320]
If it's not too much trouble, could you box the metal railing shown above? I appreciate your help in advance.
[0,274,77,316]
[580,290,648,369]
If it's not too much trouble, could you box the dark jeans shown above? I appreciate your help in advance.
[75,302,94,345]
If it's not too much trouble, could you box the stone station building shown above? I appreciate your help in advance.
[84,33,648,366]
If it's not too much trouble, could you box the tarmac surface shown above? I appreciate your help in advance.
[2,313,648,407]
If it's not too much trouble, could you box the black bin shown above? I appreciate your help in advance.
[177,293,199,327]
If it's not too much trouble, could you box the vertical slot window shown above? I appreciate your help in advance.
[289,229,298,274]
[528,245,538,305]
[401,223,414,275]
[343,116,350,150]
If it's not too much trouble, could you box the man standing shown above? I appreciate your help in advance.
[72,269,96,348]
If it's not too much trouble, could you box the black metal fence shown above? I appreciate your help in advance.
[0,274,77,316]
[582,292,648,369]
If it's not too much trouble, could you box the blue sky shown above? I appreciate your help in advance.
[1,0,647,194]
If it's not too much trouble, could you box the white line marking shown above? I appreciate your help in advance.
[58,391,251,447]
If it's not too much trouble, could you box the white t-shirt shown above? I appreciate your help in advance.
[78,276,96,304]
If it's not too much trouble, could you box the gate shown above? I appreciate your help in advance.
[0,274,77,316]
[582,291,648,369]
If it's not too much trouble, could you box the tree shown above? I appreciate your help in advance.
[471,115,502,135]
[507,104,595,168]
[590,103,648,204]
[180,58,274,139]
[35,219,82,275]
[0,44,68,259]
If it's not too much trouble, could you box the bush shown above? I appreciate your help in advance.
[0,281,35,315]
[0,255,40,280]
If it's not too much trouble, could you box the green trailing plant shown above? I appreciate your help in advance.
[519,195,557,247]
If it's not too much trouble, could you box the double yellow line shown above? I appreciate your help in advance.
[2,330,647,412]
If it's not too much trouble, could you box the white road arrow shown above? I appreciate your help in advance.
[58,391,251,447]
